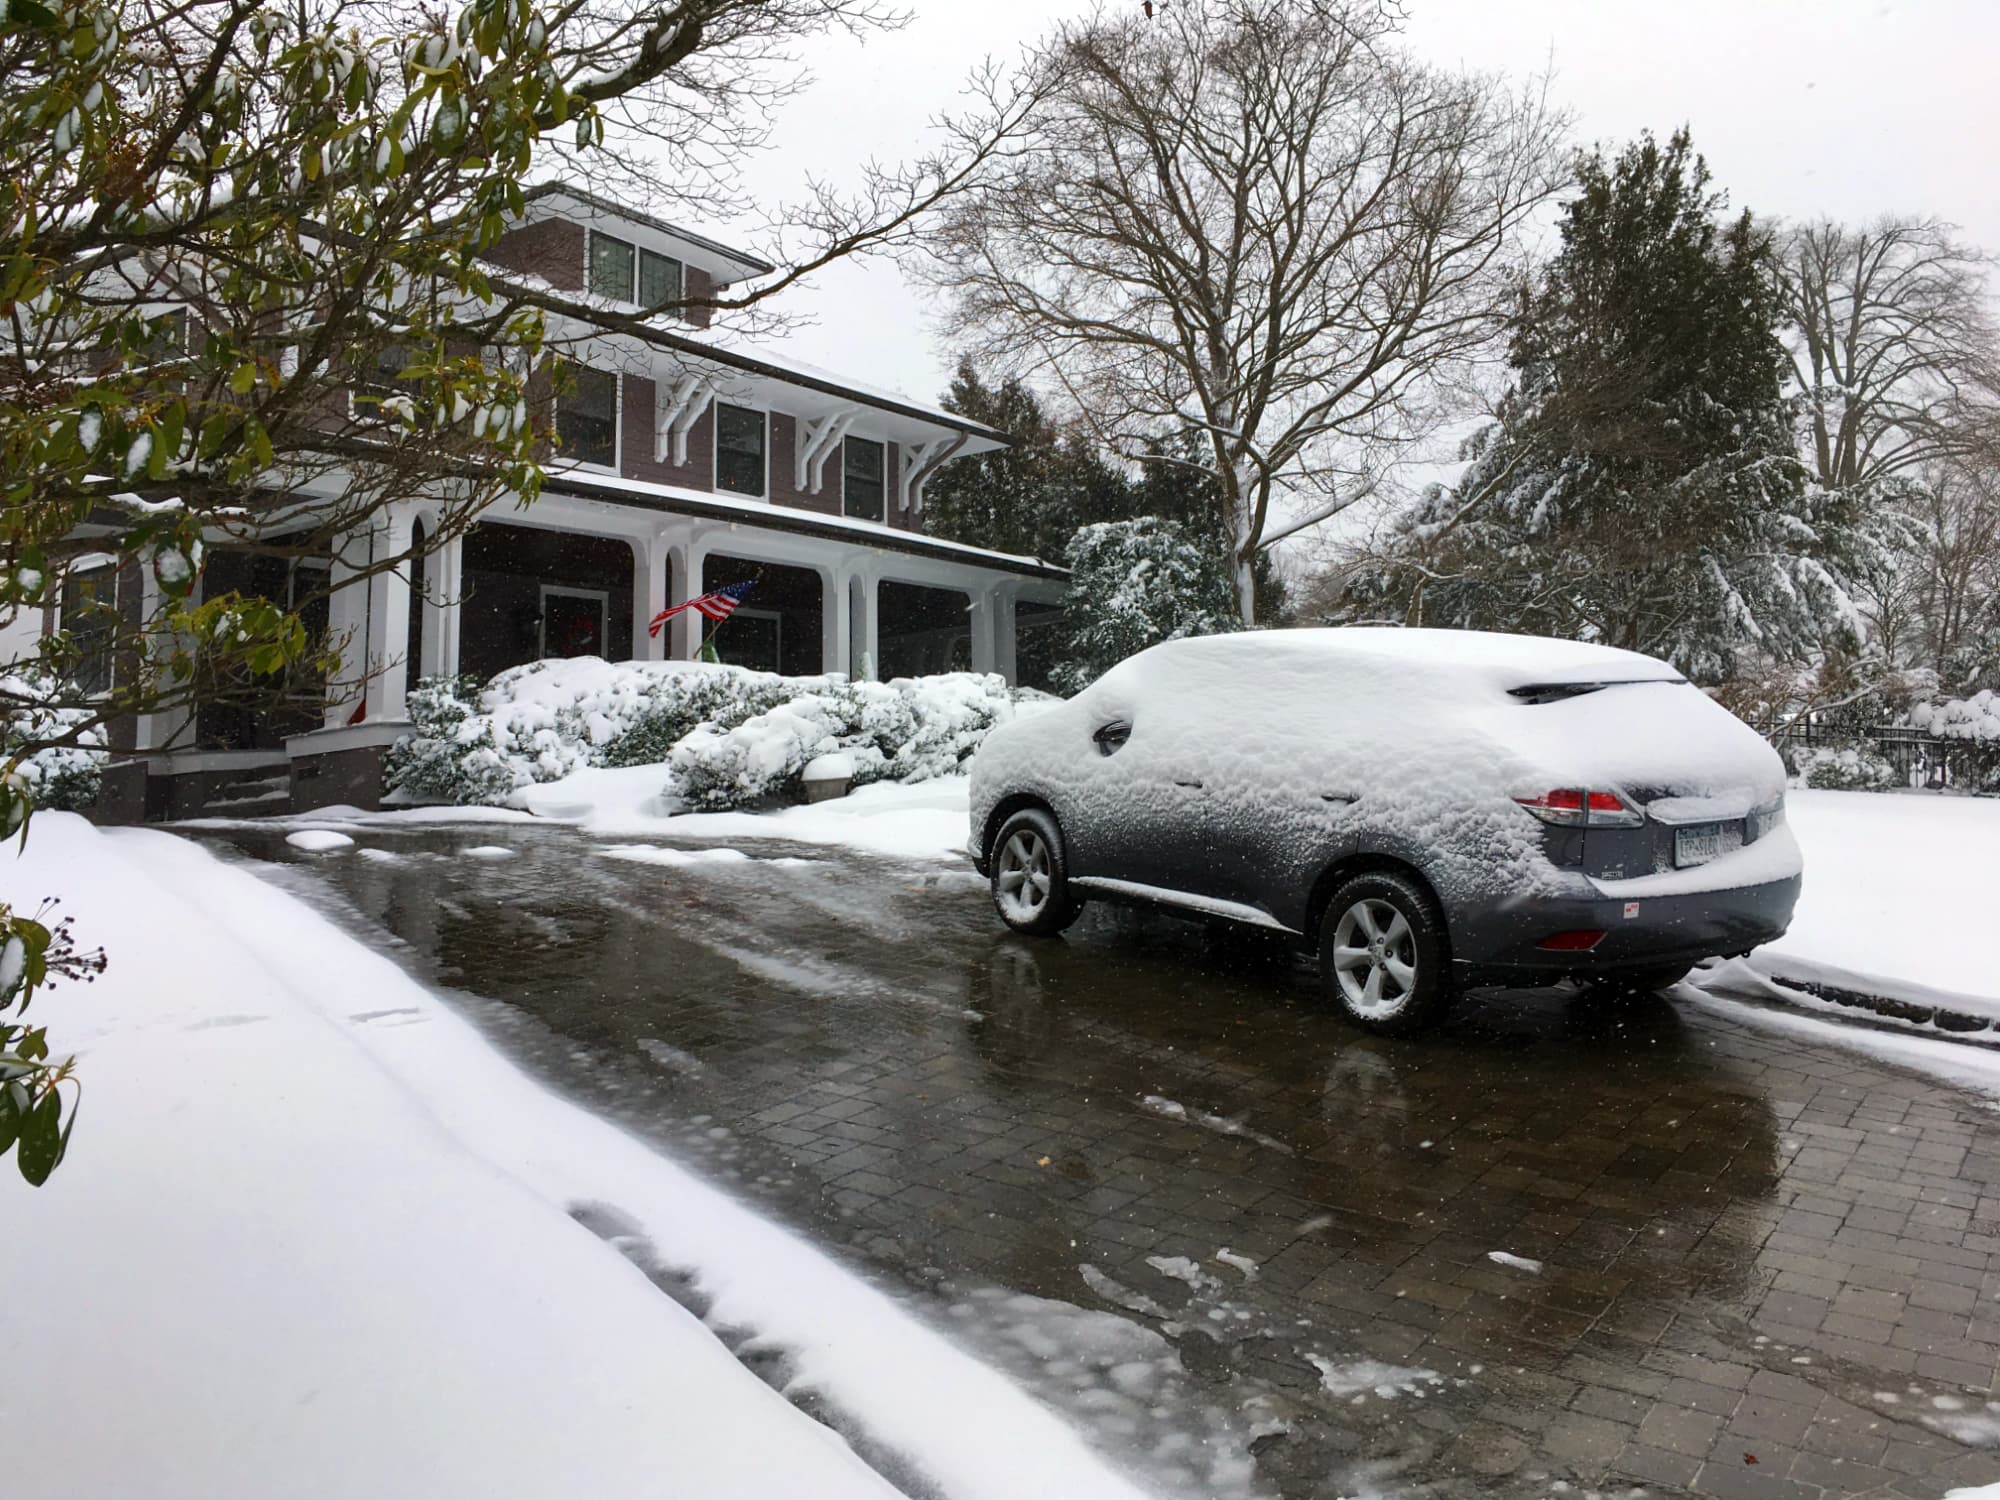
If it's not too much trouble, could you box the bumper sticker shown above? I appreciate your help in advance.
[1623,901,1641,920]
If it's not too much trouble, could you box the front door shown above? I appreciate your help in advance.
[540,586,608,659]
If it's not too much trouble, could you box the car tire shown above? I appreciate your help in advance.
[989,808,1083,937]
[1318,872,1453,1035]
[1589,963,1694,997]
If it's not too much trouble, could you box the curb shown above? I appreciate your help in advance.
[1757,971,1997,1038]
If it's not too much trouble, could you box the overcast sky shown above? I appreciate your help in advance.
[732,0,2000,411]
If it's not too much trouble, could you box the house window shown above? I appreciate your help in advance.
[61,565,117,695]
[557,364,618,467]
[715,404,766,496]
[587,231,635,301]
[639,249,683,310]
[842,436,886,522]
[589,232,683,311]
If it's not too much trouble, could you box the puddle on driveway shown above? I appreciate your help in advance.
[187,821,2000,1500]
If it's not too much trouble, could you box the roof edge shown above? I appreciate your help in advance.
[521,181,777,281]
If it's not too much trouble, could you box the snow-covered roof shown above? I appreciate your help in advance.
[535,467,1068,582]
[1155,627,1684,684]
[520,182,775,284]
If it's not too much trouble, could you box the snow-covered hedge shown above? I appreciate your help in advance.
[1,670,106,811]
[386,658,1051,811]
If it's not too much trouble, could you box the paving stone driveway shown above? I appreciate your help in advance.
[214,823,2000,1500]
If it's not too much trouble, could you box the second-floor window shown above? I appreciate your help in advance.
[557,364,618,467]
[842,436,886,522]
[715,404,766,496]
[588,230,685,311]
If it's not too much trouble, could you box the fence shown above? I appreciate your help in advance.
[1864,725,2000,790]
[1756,717,2000,790]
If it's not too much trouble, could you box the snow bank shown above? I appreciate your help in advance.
[388,658,1049,813]
[1695,789,2000,1019]
[519,765,978,862]
[2,816,1149,1500]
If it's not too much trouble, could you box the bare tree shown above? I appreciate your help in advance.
[1777,216,2000,493]
[918,0,1567,622]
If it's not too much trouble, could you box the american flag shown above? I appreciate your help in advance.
[647,579,756,638]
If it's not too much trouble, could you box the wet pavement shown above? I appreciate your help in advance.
[191,820,2000,1500]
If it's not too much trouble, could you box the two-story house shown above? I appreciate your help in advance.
[89,184,1067,818]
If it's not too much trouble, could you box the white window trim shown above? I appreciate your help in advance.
[713,402,769,501]
[538,584,610,660]
[840,434,888,523]
[555,364,622,476]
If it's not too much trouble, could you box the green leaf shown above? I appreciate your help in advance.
[0,1088,18,1155]
[17,1090,62,1185]
[4,0,58,26]
[230,362,256,395]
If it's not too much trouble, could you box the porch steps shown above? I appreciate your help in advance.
[202,772,293,817]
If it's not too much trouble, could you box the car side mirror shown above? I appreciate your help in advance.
[1093,720,1131,756]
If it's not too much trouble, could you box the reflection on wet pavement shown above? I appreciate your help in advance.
[194,822,2000,1500]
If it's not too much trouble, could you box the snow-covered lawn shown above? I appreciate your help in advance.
[2,814,1149,1500]
[1699,789,2000,1019]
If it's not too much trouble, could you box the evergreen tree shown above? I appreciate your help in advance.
[1347,130,1899,681]
[1049,518,1237,693]
[923,363,1137,561]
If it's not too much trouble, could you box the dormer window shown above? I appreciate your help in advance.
[842,436,885,523]
[588,230,685,311]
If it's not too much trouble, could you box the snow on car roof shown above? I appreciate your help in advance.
[1144,627,1682,685]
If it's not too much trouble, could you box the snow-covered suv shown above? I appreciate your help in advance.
[968,628,1801,1034]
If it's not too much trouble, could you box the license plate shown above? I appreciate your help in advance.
[1674,824,1723,867]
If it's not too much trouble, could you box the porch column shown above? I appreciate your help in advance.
[132,557,193,752]
[968,589,997,675]
[823,561,853,676]
[323,528,370,727]
[671,534,711,661]
[850,569,879,681]
[419,531,463,680]
[992,583,1019,685]
[632,531,669,663]
[361,507,414,722]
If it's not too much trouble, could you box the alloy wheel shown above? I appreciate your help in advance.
[995,829,1053,922]
[1331,897,1418,1019]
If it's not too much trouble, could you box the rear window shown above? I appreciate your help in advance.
[1507,678,1686,705]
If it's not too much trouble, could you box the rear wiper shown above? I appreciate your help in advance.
[1507,678,1685,705]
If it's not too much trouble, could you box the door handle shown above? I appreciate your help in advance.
[1174,778,1204,790]
[1320,791,1358,804]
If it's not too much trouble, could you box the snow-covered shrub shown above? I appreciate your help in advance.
[1795,743,1899,791]
[663,672,1034,810]
[386,657,1051,810]
[1052,517,1236,694]
[1908,689,2000,744]
[0,670,106,811]
[669,692,875,811]
[384,676,519,806]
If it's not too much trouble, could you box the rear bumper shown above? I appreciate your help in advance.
[1450,873,1801,984]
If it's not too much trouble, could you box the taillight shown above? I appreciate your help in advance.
[1513,789,1643,828]
[1537,929,1606,951]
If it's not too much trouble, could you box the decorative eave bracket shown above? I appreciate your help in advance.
[796,407,859,494]
[898,434,967,515]
[655,371,717,467]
